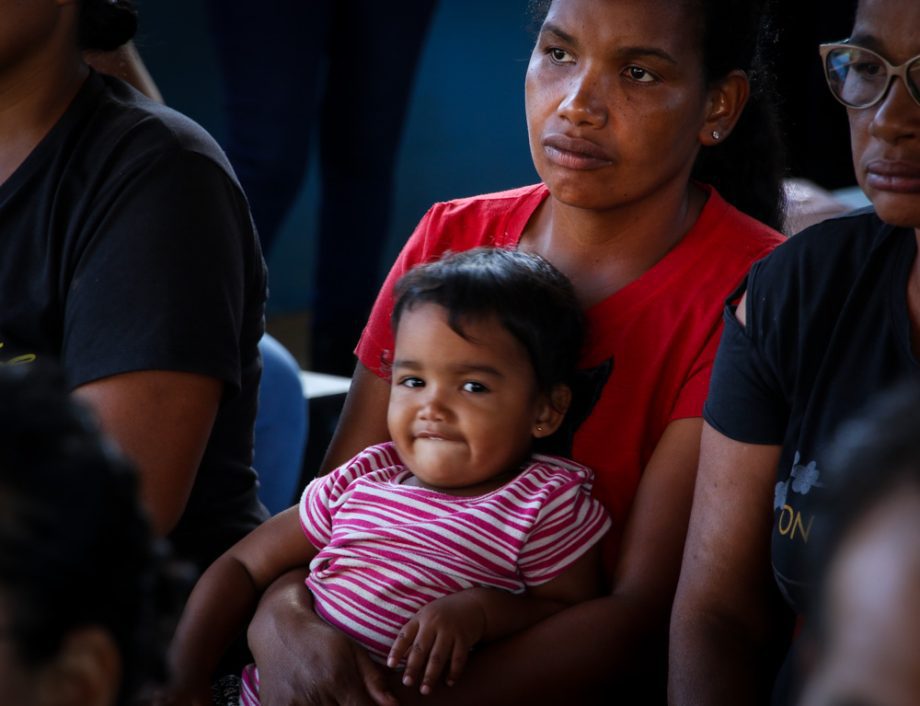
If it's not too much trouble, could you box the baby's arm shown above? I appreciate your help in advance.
[388,543,602,695]
[168,507,319,702]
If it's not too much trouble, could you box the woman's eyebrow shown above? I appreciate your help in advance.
[539,24,677,66]
[847,32,884,52]
[613,46,678,65]
[540,22,578,47]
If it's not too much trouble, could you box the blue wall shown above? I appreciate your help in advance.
[136,1,539,313]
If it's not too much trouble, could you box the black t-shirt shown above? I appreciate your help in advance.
[0,72,269,570]
[704,208,919,613]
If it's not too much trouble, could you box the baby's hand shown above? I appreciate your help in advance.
[386,589,488,695]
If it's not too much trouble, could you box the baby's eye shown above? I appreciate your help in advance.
[398,376,424,389]
[462,381,489,393]
[547,47,574,65]
[623,65,657,83]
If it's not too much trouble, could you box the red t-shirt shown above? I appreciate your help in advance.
[357,183,783,562]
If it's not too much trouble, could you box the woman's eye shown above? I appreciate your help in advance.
[623,65,656,83]
[852,60,884,78]
[548,47,574,64]
[462,381,488,393]
[399,377,424,389]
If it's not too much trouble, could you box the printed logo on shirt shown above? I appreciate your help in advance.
[774,451,823,543]
[0,341,36,366]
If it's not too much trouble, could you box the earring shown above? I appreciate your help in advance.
[536,425,544,433]
[711,130,721,141]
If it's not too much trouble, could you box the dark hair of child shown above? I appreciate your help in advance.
[391,247,585,398]
[526,0,787,231]
[0,364,188,704]
[78,0,138,51]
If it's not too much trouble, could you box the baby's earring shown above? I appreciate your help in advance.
[536,425,544,433]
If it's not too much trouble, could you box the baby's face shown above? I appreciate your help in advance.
[800,487,920,706]
[387,303,549,496]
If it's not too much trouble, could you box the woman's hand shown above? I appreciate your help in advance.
[247,570,399,706]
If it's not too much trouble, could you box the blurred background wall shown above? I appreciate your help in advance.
[134,0,539,322]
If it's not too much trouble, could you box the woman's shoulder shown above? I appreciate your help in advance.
[751,207,889,284]
[741,207,894,332]
[82,73,239,185]
[420,184,547,235]
[697,187,786,257]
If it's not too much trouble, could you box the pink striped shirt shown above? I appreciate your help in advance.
[240,443,610,705]
[302,442,610,659]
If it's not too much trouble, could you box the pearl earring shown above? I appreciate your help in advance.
[711,130,721,141]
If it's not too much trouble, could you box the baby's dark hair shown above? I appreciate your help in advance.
[805,383,920,624]
[0,364,188,703]
[78,0,138,51]
[391,248,584,396]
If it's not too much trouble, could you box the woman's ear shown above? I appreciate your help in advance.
[36,628,121,706]
[699,69,750,147]
[533,384,572,438]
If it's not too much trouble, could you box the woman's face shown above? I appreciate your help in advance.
[524,0,713,211]
[847,0,920,230]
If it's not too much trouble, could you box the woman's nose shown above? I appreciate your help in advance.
[869,77,920,144]
[557,67,608,128]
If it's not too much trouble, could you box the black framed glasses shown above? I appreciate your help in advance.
[819,42,920,109]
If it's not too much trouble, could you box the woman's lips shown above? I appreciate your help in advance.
[543,134,614,170]
[865,160,920,193]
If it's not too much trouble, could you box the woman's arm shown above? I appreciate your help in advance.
[319,362,391,475]
[253,377,696,704]
[390,545,604,694]
[668,423,787,705]
[74,370,221,536]
[246,569,399,706]
[386,416,706,705]
[168,507,316,700]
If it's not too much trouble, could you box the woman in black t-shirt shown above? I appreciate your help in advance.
[670,0,920,702]
[0,0,267,571]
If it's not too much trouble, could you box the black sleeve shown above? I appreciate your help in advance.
[703,265,791,445]
[62,147,262,391]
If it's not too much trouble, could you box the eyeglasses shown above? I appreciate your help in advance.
[819,42,920,109]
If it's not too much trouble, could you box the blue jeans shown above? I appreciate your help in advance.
[206,0,438,374]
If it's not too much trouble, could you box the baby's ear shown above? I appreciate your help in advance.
[532,384,572,438]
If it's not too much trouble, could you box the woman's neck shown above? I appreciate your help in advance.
[520,180,706,308]
[0,50,88,187]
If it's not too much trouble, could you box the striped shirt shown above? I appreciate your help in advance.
[239,442,610,704]
[302,442,610,659]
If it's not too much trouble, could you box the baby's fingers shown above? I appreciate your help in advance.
[445,641,470,688]
[418,633,454,696]
[387,620,419,669]
[400,627,434,689]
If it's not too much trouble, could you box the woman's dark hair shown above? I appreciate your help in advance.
[391,247,584,396]
[78,0,138,51]
[0,364,188,703]
[805,383,920,631]
[527,0,786,231]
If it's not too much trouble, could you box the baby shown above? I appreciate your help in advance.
[170,248,610,703]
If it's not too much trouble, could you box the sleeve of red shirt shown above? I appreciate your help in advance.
[354,204,443,378]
